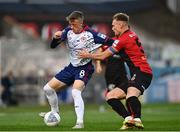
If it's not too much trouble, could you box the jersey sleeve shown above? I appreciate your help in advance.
[111,38,125,52]
[50,27,70,48]
[50,38,64,48]
[60,27,71,41]
[87,28,114,45]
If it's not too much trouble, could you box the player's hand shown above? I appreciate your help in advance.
[53,31,62,39]
[78,49,91,59]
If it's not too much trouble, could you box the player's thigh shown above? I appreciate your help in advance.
[72,80,85,91]
[75,62,94,85]
[126,71,152,98]
[47,77,66,90]
[126,87,141,99]
[106,88,126,100]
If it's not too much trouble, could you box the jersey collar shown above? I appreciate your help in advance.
[79,25,89,33]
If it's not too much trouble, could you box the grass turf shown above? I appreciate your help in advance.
[0,103,180,131]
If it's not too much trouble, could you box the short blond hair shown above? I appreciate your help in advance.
[66,11,84,22]
[113,13,129,24]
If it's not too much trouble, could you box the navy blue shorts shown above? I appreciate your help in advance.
[55,61,94,86]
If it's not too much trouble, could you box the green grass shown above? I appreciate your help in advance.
[0,103,180,131]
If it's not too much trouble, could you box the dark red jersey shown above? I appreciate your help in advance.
[109,30,152,74]
[101,37,116,51]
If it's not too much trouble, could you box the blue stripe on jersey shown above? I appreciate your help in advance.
[86,28,108,44]
[108,47,116,54]
[61,27,71,41]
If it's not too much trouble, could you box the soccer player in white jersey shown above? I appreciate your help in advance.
[40,11,115,129]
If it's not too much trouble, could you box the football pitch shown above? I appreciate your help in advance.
[0,103,180,131]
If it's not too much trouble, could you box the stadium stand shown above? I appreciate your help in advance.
[0,0,180,105]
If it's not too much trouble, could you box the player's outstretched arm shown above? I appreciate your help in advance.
[54,31,62,39]
[79,48,113,60]
[50,38,63,48]
[50,31,63,49]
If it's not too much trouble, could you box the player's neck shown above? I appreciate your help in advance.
[75,25,85,34]
[120,27,129,36]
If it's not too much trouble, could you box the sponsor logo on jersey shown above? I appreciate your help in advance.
[97,33,106,39]
[112,40,119,47]
[131,74,136,81]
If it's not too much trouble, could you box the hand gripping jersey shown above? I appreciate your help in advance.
[60,26,110,67]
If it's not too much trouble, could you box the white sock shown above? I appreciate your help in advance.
[134,118,142,122]
[125,116,133,121]
[43,84,59,113]
[72,88,84,124]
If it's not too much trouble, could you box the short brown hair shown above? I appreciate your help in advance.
[113,13,129,23]
[66,11,84,21]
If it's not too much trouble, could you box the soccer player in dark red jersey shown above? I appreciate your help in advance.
[79,13,153,130]
[100,45,128,94]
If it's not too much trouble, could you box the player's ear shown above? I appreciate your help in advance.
[122,21,127,28]
[79,18,84,24]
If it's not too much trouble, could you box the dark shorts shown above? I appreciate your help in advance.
[55,61,94,86]
[105,57,128,91]
[118,70,152,95]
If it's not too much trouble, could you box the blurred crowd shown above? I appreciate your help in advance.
[0,0,180,106]
[0,70,18,106]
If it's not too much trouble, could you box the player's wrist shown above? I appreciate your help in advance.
[53,36,61,39]
[89,53,93,59]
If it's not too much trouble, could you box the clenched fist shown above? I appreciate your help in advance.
[53,31,62,39]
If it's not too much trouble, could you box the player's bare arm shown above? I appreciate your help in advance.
[93,48,103,73]
[79,47,114,60]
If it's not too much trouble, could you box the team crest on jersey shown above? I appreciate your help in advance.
[80,36,86,42]
[97,33,106,39]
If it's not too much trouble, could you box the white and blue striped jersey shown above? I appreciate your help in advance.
[60,25,110,67]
